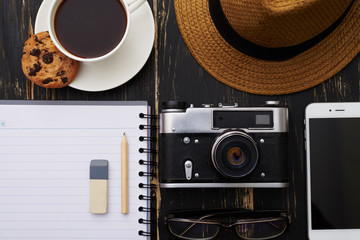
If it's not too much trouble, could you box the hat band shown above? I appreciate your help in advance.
[209,0,355,61]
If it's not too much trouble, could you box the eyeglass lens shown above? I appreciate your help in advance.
[235,219,288,239]
[168,221,220,239]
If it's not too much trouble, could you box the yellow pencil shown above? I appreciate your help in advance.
[121,133,128,214]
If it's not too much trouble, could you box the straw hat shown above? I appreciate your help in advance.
[174,0,360,95]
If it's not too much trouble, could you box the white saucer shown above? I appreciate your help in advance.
[35,0,155,92]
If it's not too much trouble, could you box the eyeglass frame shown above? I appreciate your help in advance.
[165,209,290,240]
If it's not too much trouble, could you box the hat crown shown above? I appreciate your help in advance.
[220,0,352,48]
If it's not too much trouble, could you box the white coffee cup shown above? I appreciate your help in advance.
[48,0,146,62]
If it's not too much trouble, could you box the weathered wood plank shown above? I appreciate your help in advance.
[0,0,38,99]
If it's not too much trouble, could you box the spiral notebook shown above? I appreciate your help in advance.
[0,101,153,239]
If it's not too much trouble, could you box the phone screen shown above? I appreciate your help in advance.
[309,118,360,229]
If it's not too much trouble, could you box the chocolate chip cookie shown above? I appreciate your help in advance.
[21,31,80,88]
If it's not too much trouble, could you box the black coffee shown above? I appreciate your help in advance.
[55,0,127,58]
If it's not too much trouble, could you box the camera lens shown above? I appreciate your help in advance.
[211,131,258,178]
[226,146,246,166]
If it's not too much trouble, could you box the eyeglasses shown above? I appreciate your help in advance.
[165,209,290,240]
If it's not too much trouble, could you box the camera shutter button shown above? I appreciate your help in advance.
[184,160,193,180]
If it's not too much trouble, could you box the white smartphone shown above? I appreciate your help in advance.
[305,102,360,239]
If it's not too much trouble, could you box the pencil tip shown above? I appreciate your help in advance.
[123,132,126,136]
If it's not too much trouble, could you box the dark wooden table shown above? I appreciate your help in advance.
[1,1,359,239]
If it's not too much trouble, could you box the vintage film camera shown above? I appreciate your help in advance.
[159,101,289,188]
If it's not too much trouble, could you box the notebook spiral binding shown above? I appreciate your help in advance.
[138,112,157,238]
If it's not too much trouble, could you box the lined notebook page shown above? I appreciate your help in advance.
[0,102,150,240]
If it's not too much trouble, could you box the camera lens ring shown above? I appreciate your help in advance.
[211,131,259,178]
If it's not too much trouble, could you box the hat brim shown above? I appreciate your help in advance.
[174,0,360,95]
